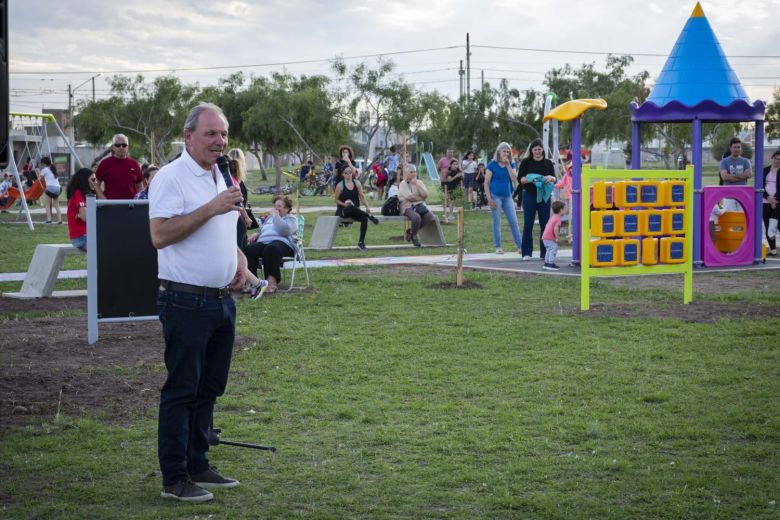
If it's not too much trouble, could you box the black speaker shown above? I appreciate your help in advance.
[0,0,8,161]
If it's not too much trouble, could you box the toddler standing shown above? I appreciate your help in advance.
[542,200,566,271]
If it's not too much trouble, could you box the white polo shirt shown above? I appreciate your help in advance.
[149,149,238,288]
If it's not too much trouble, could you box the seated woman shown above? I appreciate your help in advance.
[398,163,435,247]
[334,164,378,251]
[66,168,103,251]
[242,195,298,296]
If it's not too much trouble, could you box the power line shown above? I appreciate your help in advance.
[471,44,780,59]
[9,45,463,76]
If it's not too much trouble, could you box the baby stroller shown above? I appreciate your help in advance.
[474,180,488,209]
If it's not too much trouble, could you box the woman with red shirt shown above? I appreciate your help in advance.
[66,168,102,251]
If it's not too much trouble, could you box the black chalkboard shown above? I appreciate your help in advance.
[95,203,158,319]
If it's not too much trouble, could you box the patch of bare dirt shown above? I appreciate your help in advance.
[428,280,483,290]
[0,296,254,431]
[579,300,777,323]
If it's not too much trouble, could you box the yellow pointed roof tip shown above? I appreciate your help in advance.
[691,2,705,18]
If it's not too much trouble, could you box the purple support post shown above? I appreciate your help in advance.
[631,122,641,170]
[754,121,765,263]
[571,118,582,265]
[692,119,703,266]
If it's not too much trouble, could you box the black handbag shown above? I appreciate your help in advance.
[381,195,400,216]
[413,203,429,216]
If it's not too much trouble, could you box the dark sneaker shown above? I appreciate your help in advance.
[543,263,561,271]
[161,480,214,502]
[369,215,379,225]
[357,242,366,251]
[550,263,561,270]
[191,467,240,489]
[404,229,412,242]
[412,237,421,247]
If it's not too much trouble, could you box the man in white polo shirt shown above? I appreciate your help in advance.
[149,102,247,503]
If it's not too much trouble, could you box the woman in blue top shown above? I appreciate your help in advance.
[484,142,523,254]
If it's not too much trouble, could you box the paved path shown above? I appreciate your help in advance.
[2,249,777,283]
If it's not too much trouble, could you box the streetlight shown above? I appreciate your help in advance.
[67,73,103,173]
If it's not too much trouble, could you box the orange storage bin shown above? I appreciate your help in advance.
[642,237,659,265]
[614,181,641,207]
[616,238,640,266]
[660,237,686,263]
[590,239,617,267]
[662,209,686,235]
[591,210,618,237]
[592,181,614,209]
[663,180,686,206]
[639,210,665,236]
[616,210,641,236]
[712,211,746,253]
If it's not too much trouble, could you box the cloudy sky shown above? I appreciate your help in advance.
[8,0,780,115]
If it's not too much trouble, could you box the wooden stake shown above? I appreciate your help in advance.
[456,207,464,286]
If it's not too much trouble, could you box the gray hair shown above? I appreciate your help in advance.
[403,163,417,173]
[493,142,512,162]
[184,102,228,133]
[111,133,128,145]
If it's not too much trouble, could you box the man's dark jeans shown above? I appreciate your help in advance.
[157,289,236,486]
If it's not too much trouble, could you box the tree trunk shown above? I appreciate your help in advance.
[272,152,282,194]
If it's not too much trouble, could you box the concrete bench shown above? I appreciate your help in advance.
[309,215,447,250]
[5,244,86,299]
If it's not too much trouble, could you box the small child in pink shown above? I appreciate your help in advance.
[542,200,566,270]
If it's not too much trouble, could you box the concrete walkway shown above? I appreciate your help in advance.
[2,249,777,284]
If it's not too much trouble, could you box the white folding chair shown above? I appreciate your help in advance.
[282,214,310,291]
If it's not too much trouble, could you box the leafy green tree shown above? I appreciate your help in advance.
[765,86,780,141]
[543,55,650,148]
[239,73,346,193]
[331,57,413,158]
[73,75,199,164]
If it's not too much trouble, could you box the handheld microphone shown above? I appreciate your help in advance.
[216,155,243,208]
[216,155,234,188]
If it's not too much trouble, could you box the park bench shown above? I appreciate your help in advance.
[309,215,447,250]
[5,244,86,299]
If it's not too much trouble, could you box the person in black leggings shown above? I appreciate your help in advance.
[334,164,378,250]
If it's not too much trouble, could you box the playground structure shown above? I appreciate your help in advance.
[545,3,767,270]
[629,2,765,267]
[579,169,694,310]
[4,112,83,230]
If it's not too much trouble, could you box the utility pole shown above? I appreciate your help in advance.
[466,33,471,102]
[481,70,485,93]
[459,60,464,99]
[92,76,96,102]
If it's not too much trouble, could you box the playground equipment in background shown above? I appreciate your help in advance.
[419,152,440,183]
[629,3,766,267]
[542,97,608,266]
[701,186,755,267]
[580,168,693,311]
[0,176,46,210]
[5,112,84,230]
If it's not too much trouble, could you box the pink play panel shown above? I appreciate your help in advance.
[702,186,754,267]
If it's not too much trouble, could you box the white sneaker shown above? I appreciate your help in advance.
[495,248,505,254]
[522,255,532,261]
[250,280,269,300]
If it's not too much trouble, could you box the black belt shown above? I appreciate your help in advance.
[159,280,231,298]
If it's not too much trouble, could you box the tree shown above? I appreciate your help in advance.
[765,86,780,141]
[73,75,200,164]
[239,73,346,193]
[331,57,413,159]
[543,55,650,148]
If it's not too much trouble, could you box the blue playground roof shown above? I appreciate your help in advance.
[647,3,747,106]
[632,3,764,122]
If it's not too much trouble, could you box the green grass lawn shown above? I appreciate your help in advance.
[1,266,779,519]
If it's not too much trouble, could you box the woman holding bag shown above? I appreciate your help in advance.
[399,163,434,247]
